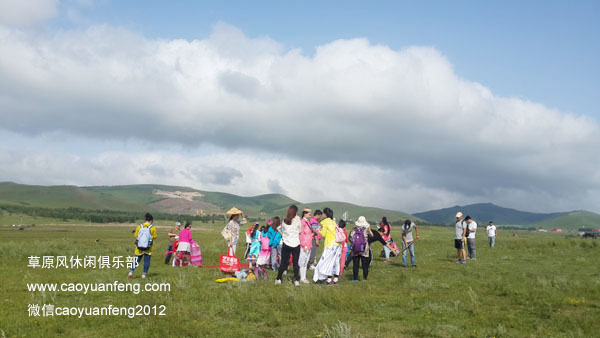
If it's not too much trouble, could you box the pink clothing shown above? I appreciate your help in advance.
[299,218,313,249]
[179,228,192,243]
[339,229,348,276]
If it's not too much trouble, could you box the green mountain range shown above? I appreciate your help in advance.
[0,182,417,223]
[414,203,600,230]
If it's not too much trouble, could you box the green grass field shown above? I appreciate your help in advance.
[0,223,598,338]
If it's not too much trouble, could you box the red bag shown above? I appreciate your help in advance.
[220,247,241,274]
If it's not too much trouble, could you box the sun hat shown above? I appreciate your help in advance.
[226,207,243,215]
[355,216,370,228]
[303,208,312,213]
[455,212,463,218]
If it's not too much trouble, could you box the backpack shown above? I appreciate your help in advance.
[463,221,470,238]
[352,227,366,253]
[136,223,153,251]
[334,226,346,244]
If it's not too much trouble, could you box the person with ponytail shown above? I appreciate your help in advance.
[274,205,302,286]
[312,207,342,285]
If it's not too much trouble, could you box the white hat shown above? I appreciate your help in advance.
[456,212,463,218]
[355,216,370,228]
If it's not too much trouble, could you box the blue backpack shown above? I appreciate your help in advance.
[352,227,366,254]
[136,223,153,250]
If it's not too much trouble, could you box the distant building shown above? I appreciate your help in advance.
[551,228,562,233]
[537,228,549,232]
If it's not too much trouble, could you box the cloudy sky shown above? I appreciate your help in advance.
[0,0,599,213]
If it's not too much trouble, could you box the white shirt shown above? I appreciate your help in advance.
[467,221,477,239]
[281,215,302,247]
[487,225,497,237]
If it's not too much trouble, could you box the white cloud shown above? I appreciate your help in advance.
[0,0,58,26]
[0,23,599,212]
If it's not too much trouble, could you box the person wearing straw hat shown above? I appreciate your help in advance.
[349,216,373,282]
[222,207,245,255]
[454,212,467,264]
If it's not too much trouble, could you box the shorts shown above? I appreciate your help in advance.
[454,239,464,249]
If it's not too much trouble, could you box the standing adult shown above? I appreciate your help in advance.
[349,216,372,282]
[313,207,342,285]
[486,221,497,248]
[165,221,181,265]
[401,220,419,268]
[176,222,193,266]
[298,209,314,284]
[454,212,467,264]
[267,217,283,271]
[275,205,302,286]
[222,207,244,255]
[465,216,477,260]
[308,210,323,270]
[128,213,157,279]
[380,217,393,263]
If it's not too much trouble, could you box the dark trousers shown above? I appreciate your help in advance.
[309,238,318,265]
[165,242,174,264]
[276,244,300,281]
[352,255,369,280]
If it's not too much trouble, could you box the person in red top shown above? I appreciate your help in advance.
[380,217,393,263]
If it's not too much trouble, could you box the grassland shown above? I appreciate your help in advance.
[1,219,598,338]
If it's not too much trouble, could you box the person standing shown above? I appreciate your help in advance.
[349,216,372,282]
[454,212,467,264]
[380,217,393,263]
[308,210,323,270]
[401,220,419,268]
[128,213,157,279]
[298,209,314,284]
[176,222,193,266]
[487,221,497,248]
[267,217,283,271]
[465,216,477,260]
[222,207,244,255]
[338,220,349,276]
[313,207,342,285]
[275,205,302,286]
[165,221,181,265]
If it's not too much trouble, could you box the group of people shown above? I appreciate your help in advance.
[454,212,498,264]
[126,207,500,282]
[220,205,420,285]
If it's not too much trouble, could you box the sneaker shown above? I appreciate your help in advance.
[274,279,282,285]
[128,272,133,280]
[351,280,359,283]
[455,260,461,264]
[461,260,467,264]
[309,265,316,270]
[402,265,408,268]
[324,279,332,285]
[332,277,339,284]
[471,258,477,261]
[412,265,417,268]
[300,279,310,284]
[294,281,300,287]
[141,274,146,279]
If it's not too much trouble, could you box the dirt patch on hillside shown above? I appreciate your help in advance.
[153,190,204,201]
[148,198,221,215]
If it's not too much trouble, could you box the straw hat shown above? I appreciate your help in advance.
[303,208,312,213]
[226,207,243,215]
[355,216,370,228]
[455,212,463,218]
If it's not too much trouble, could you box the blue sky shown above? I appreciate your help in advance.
[55,0,600,118]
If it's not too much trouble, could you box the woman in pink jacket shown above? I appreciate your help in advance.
[298,208,314,284]
[176,222,193,266]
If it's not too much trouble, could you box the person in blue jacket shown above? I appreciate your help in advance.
[266,216,283,271]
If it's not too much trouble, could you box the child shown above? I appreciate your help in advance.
[247,223,261,268]
[257,226,271,267]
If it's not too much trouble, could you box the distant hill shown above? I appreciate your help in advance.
[0,182,417,222]
[414,203,600,230]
